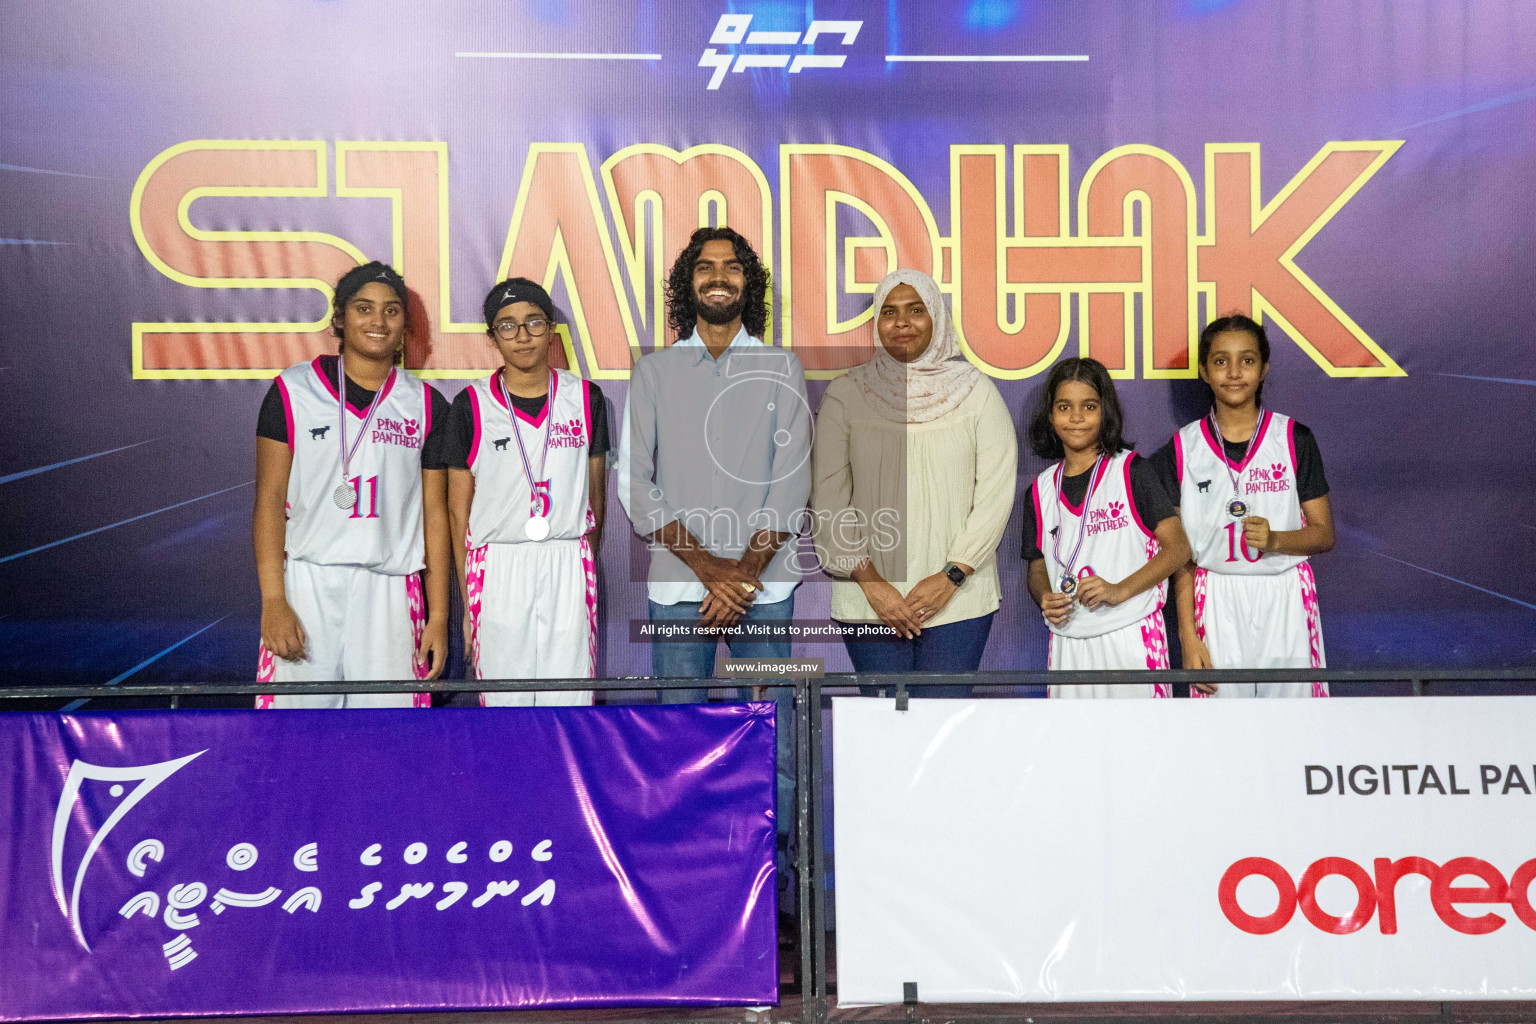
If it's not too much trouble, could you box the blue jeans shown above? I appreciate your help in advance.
[845,611,995,697]
[649,597,797,902]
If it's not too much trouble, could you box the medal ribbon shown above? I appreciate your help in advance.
[496,369,554,516]
[1052,453,1104,585]
[336,350,393,482]
[1208,406,1262,505]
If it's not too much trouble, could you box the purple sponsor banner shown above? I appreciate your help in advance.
[0,703,779,1020]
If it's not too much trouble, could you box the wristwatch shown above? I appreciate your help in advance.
[943,563,968,587]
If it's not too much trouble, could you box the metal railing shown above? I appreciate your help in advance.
[3,668,1534,1024]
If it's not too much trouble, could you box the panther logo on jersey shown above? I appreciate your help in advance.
[1245,462,1292,495]
[548,418,587,450]
[1086,501,1130,536]
[370,416,423,450]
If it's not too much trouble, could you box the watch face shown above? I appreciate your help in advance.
[946,565,965,585]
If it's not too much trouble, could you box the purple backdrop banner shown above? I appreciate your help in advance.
[0,703,779,1019]
[1,1,1534,684]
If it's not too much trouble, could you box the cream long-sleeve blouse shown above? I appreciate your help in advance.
[811,373,1018,627]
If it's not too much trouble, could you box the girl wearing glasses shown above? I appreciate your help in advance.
[443,278,610,704]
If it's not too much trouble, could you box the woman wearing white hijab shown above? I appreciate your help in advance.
[812,270,1017,684]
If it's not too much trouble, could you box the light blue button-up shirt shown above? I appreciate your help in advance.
[616,326,812,605]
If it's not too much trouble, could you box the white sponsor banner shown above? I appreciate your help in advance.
[834,696,1536,1003]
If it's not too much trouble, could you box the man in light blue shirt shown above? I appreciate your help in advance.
[618,227,809,912]
[618,226,811,676]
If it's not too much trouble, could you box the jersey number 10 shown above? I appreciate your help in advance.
[1223,522,1263,563]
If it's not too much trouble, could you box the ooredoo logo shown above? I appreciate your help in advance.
[1219,855,1536,936]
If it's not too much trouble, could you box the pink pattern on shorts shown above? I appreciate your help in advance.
[1140,611,1171,695]
[1189,568,1213,698]
[255,643,276,707]
[1297,560,1328,695]
[465,542,488,686]
[406,572,429,689]
[581,508,598,676]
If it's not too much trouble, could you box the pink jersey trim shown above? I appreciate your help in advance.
[463,383,482,469]
[581,378,593,447]
[1286,416,1299,477]
[489,368,557,427]
[1031,478,1045,554]
[375,366,399,410]
[1056,456,1114,517]
[466,385,483,469]
[1173,431,1184,488]
[311,356,337,401]
[311,356,397,418]
[1124,455,1156,539]
[275,376,295,453]
[423,383,433,440]
[1200,409,1272,474]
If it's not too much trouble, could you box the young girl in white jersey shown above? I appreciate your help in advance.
[1022,358,1191,697]
[253,262,451,706]
[1150,314,1334,696]
[445,278,609,706]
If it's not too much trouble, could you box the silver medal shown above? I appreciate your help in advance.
[1227,497,1248,519]
[333,482,357,509]
[524,515,551,541]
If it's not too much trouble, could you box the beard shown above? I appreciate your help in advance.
[693,284,747,326]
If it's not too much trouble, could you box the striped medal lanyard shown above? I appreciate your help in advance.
[332,351,392,510]
[1052,453,1104,595]
[496,369,554,541]
[1209,406,1261,519]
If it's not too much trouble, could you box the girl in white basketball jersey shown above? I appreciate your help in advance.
[445,279,609,706]
[253,262,452,706]
[1022,358,1191,697]
[1150,315,1334,696]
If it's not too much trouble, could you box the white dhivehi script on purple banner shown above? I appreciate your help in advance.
[1,704,778,1019]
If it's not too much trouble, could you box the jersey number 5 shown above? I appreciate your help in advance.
[1223,522,1263,563]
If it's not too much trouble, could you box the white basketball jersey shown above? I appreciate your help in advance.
[465,368,593,547]
[276,357,429,576]
[1175,410,1306,576]
[1031,450,1164,639]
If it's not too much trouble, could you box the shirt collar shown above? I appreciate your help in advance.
[675,324,760,365]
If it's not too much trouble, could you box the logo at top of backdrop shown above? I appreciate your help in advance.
[698,15,862,90]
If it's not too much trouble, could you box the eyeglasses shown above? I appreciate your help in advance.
[492,318,552,340]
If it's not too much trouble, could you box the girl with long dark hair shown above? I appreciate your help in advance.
[1022,357,1190,696]
[1147,315,1334,696]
